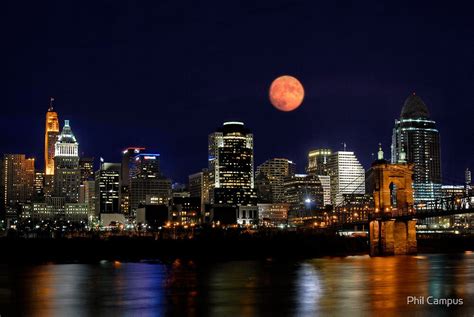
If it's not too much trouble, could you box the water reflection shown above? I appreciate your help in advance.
[0,254,473,316]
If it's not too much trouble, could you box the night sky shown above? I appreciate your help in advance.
[3,1,474,184]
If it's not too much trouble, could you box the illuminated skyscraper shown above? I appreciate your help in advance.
[1,154,35,210]
[208,122,256,206]
[391,93,442,203]
[188,168,210,211]
[95,162,121,214]
[79,157,95,182]
[44,98,60,176]
[256,158,296,203]
[120,147,145,214]
[327,151,365,206]
[129,154,171,212]
[33,171,45,201]
[307,148,332,176]
[54,120,80,202]
[283,173,324,222]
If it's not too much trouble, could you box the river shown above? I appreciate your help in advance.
[0,253,473,316]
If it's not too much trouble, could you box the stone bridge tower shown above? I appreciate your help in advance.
[366,145,417,256]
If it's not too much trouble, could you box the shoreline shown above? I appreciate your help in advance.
[1,233,472,264]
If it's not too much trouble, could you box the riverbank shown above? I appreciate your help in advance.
[1,232,472,263]
[0,231,368,263]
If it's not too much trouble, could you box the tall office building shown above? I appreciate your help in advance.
[44,98,60,176]
[188,168,210,210]
[283,174,324,220]
[316,175,331,207]
[1,154,35,210]
[391,93,442,203]
[79,180,96,218]
[130,153,171,212]
[120,147,145,214]
[307,148,332,176]
[79,157,94,182]
[208,122,256,206]
[256,158,296,203]
[465,168,471,195]
[121,147,146,186]
[95,162,121,214]
[327,151,365,206]
[54,120,81,202]
[33,171,44,201]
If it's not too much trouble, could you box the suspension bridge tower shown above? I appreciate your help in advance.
[366,144,417,256]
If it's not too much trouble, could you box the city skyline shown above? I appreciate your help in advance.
[0,92,471,185]
[4,2,473,184]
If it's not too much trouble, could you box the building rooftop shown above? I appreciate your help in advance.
[401,93,430,119]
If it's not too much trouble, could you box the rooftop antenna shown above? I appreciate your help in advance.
[341,142,347,151]
[49,97,55,111]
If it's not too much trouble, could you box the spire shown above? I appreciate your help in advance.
[377,143,384,160]
[48,97,55,112]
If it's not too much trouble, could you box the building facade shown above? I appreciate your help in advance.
[208,122,256,206]
[54,120,81,203]
[95,162,121,214]
[44,98,60,176]
[188,168,210,210]
[307,148,332,176]
[79,157,94,183]
[120,147,146,215]
[256,158,296,203]
[257,203,289,226]
[327,151,365,206]
[391,93,442,203]
[1,154,35,214]
[129,153,171,212]
[283,174,324,222]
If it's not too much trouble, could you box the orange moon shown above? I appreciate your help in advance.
[269,75,305,111]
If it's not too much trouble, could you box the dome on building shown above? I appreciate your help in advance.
[400,93,430,119]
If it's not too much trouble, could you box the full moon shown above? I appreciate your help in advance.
[269,75,305,112]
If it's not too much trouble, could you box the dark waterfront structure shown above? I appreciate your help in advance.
[208,122,257,207]
[391,94,442,203]
[170,196,201,224]
[53,120,80,203]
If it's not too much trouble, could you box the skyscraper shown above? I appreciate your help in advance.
[256,158,296,203]
[44,98,60,176]
[79,157,95,183]
[208,122,256,206]
[307,148,332,176]
[391,93,442,203]
[33,171,44,201]
[54,120,81,202]
[1,154,35,210]
[120,147,145,214]
[283,173,324,222]
[95,162,121,214]
[327,151,365,206]
[188,168,210,210]
[129,153,171,212]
